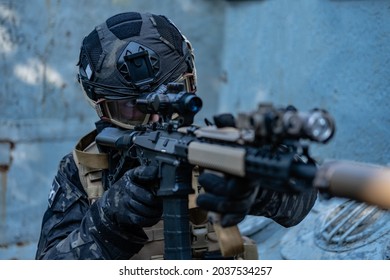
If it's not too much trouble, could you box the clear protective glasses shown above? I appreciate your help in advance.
[96,97,151,129]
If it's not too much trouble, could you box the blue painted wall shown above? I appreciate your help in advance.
[220,0,390,164]
[0,0,226,259]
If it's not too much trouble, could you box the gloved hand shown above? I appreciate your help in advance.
[196,172,259,227]
[98,165,162,228]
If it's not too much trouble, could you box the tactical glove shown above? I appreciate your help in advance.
[196,172,258,227]
[98,165,162,228]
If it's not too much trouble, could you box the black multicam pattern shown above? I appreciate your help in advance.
[35,153,147,260]
[35,153,317,259]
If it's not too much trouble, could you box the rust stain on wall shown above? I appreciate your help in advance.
[0,141,14,222]
[0,166,8,222]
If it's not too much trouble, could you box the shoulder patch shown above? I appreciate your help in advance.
[48,178,60,208]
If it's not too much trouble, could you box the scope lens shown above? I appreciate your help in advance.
[186,96,202,113]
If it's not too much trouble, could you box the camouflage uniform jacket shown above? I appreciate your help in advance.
[35,152,318,260]
[35,152,147,259]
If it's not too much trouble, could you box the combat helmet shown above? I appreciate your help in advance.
[77,12,197,129]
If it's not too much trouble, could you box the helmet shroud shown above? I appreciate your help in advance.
[78,12,196,129]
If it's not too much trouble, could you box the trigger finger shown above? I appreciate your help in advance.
[131,165,158,184]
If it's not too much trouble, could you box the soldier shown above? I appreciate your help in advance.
[35,11,317,260]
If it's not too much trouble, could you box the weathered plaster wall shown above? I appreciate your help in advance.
[1,0,389,259]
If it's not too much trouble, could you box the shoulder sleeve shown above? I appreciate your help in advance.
[35,153,95,259]
[35,153,146,260]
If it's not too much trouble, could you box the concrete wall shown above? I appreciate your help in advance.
[1,0,390,259]
[220,0,390,164]
[0,0,225,259]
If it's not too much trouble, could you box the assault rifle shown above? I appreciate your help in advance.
[95,83,390,259]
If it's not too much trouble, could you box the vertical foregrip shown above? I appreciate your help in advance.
[163,197,192,260]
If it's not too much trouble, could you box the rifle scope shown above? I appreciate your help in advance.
[135,84,203,117]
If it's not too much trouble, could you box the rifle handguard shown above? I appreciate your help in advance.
[187,142,246,177]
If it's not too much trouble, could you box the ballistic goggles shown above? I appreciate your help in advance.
[94,73,196,129]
